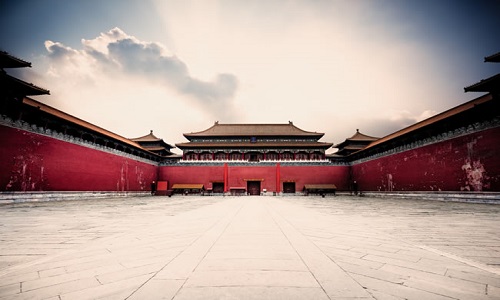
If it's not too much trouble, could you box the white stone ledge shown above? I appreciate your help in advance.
[179,159,330,163]
[0,191,151,204]
[361,191,500,204]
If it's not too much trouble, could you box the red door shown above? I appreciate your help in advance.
[283,182,295,193]
[247,181,261,195]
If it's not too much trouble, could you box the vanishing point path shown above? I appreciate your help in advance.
[0,196,499,299]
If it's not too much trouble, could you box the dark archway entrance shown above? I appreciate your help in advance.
[247,181,261,195]
[212,182,224,193]
[283,182,295,193]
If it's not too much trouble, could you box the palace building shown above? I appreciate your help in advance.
[176,122,332,162]
[1,51,499,201]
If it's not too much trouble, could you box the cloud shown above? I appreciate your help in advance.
[45,41,79,60]
[43,27,238,119]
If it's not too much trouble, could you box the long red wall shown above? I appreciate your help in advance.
[159,164,350,192]
[0,126,157,192]
[3,123,498,194]
[351,127,500,192]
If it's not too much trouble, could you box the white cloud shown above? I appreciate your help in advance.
[33,28,241,147]
[42,27,239,123]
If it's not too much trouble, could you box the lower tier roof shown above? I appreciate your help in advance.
[176,141,333,150]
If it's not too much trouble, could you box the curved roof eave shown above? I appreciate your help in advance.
[183,122,325,139]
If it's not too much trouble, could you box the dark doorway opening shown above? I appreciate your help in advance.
[213,182,224,193]
[283,182,295,193]
[247,181,261,195]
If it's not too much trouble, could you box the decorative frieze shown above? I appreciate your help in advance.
[159,159,344,167]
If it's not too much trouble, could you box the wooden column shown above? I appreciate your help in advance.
[276,163,281,193]
[224,163,228,193]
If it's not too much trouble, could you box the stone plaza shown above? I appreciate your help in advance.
[0,195,499,299]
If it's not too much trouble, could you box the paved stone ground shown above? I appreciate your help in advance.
[0,196,499,299]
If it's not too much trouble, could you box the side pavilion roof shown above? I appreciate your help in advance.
[333,129,379,149]
[183,121,324,140]
[130,130,174,149]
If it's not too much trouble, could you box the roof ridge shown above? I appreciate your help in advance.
[130,130,160,140]
[184,122,324,137]
[349,129,379,140]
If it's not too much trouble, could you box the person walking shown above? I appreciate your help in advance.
[151,181,157,195]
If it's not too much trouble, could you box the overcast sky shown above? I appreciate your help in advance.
[1,0,499,153]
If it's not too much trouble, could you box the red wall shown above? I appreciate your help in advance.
[160,166,224,190]
[280,165,350,191]
[351,127,500,192]
[0,126,157,192]
[3,123,498,194]
[159,164,350,192]
[227,166,276,191]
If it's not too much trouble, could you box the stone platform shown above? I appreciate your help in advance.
[0,196,499,299]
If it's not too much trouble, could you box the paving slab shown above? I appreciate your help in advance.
[0,195,499,299]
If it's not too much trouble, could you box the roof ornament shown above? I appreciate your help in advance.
[215,121,219,124]
[150,130,153,134]
[356,129,359,132]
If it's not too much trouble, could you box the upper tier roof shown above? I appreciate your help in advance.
[464,51,500,93]
[485,52,500,63]
[130,130,174,151]
[184,122,324,139]
[348,130,379,141]
[131,130,173,146]
[131,130,162,142]
[464,73,500,93]
[1,73,50,96]
[333,129,379,149]
[0,51,31,68]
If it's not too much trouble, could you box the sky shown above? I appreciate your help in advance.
[1,0,499,154]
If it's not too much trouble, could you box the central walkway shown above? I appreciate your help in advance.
[128,198,370,299]
[0,196,499,299]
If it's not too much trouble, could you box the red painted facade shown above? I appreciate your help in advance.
[0,125,157,192]
[351,127,500,192]
[280,165,350,192]
[158,164,350,193]
[2,123,498,194]
[2,123,499,194]
[160,166,225,190]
